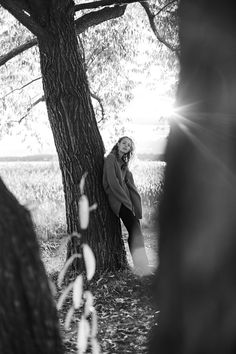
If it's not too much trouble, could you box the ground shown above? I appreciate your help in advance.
[42,226,158,354]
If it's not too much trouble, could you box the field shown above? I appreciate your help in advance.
[0,159,165,239]
[0,159,165,353]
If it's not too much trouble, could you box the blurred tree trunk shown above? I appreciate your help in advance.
[37,1,127,272]
[0,177,63,354]
[150,0,236,353]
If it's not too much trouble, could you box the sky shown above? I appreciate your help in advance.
[0,87,173,157]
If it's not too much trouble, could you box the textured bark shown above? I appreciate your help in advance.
[150,1,236,353]
[37,1,127,272]
[0,178,63,354]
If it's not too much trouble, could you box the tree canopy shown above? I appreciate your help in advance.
[0,0,179,150]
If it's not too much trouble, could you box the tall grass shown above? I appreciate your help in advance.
[0,161,63,204]
[0,159,165,237]
[130,160,165,207]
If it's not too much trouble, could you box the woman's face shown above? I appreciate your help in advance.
[117,137,132,156]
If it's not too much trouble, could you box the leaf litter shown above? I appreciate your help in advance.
[50,269,157,354]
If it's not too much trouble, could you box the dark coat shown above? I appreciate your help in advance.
[103,153,142,219]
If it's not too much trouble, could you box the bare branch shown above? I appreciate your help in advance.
[0,38,37,67]
[0,77,41,100]
[154,0,178,17]
[86,44,109,68]
[75,0,142,12]
[0,0,46,38]
[140,1,179,55]
[91,92,105,122]
[75,5,126,35]
[17,95,45,123]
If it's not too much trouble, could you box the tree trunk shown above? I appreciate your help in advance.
[150,0,236,353]
[0,178,63,354]
[37,1,127,272]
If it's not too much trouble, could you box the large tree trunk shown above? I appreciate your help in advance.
[150,0,236,353]
[37,1,127,272]
[0,178,63,354]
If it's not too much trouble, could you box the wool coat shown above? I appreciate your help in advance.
[103,152,142,219]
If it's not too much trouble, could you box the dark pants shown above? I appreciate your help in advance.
[119,204,149,271]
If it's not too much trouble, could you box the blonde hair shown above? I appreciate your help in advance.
[110,136,134,166]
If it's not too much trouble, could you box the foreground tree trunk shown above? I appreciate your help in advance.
[37,1,126,272]
[0,178,63,354]
[150,0,236,353]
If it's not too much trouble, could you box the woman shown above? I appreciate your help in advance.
[103,136,150,275]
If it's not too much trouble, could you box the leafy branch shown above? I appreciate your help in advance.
[2,76,104,125]
[154,0,178,17]
[141,0,179,56]
[86,44,110,69]
[0,4,127,67]
[0,0,179,68]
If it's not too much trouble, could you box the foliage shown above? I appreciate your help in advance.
[153,0,179,48]
[0,2,179,145]
[0,6,33,52]
[0,7,43,139]
[81,3,165,125]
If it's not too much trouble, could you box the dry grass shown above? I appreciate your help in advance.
[0,159,164,239]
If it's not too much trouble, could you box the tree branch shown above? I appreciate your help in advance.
[154,0,178,17]
[1,0,179,67]
[0,4,127,67]
[0,77,42,100]
[0,0,46,38]
[17,95,45,123]
[75,0,142,12]
[86,44,109,69]
[75,5,127,35]
[91,92,105,122]
[140,1,179,55]
[0,38,37,67]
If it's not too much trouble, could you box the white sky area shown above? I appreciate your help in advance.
[0,128,55,156]
[120,87,173,154]
[0,88,173,157]
[127,87,174,124]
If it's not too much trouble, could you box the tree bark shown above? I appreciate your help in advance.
[37,0,127,272]
[0,178,63,354]
[150,0,236,353]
